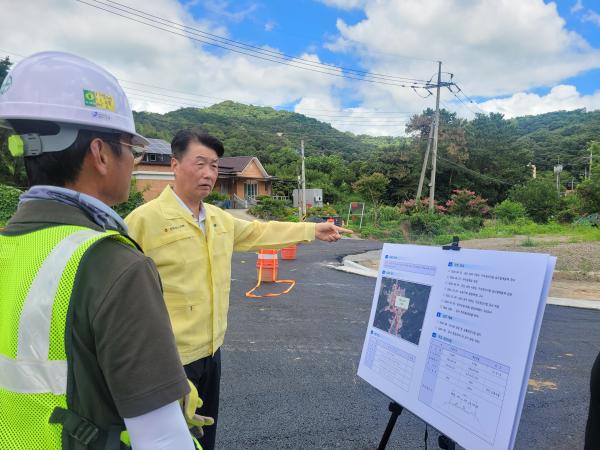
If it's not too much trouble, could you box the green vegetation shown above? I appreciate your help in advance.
[0,53,598,243]
[204,191,229,206]
[113,179,147,218]
[520,237,537,247]
[248,195,296,221]
[0,184,21,225]
[0,57,27,189]
[353,214,600,246]
[306,205,337,218]
[131,102,599,217]
[509,179,560,223]
[494,199,527,224]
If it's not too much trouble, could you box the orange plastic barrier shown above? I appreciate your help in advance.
[255,249,278,281]
[280,245,297,260]
[246,249,296,298]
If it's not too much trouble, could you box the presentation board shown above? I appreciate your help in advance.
[358,244,556,450]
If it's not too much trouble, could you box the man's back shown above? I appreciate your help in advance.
[1,200,188,449]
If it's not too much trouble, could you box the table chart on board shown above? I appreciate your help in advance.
[419,338,510,445]
[364,332,416,392]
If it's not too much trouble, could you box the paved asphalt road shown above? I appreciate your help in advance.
[216,239,599,449]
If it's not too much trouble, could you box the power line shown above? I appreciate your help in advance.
[451,84,488,115]
[101,0,431,85]
[76,0,436,89]
[126,94,412,130]
[1,46,423,122]
[125,90,415,125]
[438,156,514,186]
[447,89,481,116]
[0,46,429,118]
[121,78,420,115]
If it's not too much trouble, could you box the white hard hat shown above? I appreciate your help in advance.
[0,51,148,156]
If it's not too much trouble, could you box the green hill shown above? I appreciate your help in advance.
[134,101,374,162]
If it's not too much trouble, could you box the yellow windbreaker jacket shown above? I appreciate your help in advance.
[125,186,316,364]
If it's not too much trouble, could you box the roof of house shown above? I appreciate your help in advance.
[146,138,172,155]
[143,139,269,177]
[218,156,254,174]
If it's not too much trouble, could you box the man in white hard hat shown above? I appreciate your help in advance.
[0,51,210,450]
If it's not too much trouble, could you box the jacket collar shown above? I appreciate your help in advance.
[157,185,217,224]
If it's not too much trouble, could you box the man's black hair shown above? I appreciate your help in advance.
[171,129,225,159]
[9,120,122,187]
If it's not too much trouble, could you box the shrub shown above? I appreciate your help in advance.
[204,191,229,206]
[306,205,337,218]
[494,199,527,224]
[407,212,452,236]
[577,175,600,214]
[377,205,403,222]
[556,194,584,224]
[446,189,489,217]
[509,179,560,223]
[248,195,296,220]
[0,184,21,223]
[459,216,484,231]
[399,197,446,215]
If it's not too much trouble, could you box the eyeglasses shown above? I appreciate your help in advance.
[107,140,146,163]
[119,141,146,159]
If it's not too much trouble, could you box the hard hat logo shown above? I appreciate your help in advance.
[83,89,116,112]
[0,75,12,95]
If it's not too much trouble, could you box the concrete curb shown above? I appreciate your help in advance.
[332,253,600,310]
[546,297,600,310]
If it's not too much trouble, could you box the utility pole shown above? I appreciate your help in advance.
[300,139,306,219]
[554,158,562,198]
[591,146,594,179]
[429,61,442,213]
[416,122,434,201]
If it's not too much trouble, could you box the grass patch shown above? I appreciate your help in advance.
[350,218,600,245]
[580,259,594,273]
[520,237,537,247]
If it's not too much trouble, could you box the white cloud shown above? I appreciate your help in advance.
[201,0,258,23]
[3,0,599,137]
[583,9,600,26]
[317,0,366,10]
[477,85,600,118]
[264,20,276,32]
[571,0,584,14]
[0,0,341,117]
[327,0,600,97]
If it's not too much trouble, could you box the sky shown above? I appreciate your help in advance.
[1,0,600,136]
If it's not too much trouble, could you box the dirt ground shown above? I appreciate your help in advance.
[358,235,600,300]
[459,235,600,300]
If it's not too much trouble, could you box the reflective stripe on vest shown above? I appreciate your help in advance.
[0,226,134,450]
[0,229,107,394]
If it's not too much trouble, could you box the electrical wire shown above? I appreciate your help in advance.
[100,0,431,85]
[76,0,435,89]
[438,155,514,185]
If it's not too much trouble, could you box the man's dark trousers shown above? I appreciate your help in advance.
[184,349,221,450]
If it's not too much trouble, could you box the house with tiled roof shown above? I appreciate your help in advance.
[133,138,273,206]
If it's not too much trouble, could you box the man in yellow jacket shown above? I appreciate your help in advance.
[125,129,349,449]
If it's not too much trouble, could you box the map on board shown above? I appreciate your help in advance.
[372,277,431,345]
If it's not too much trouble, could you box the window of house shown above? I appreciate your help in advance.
[245,182,257,199]
[149,154,157,162]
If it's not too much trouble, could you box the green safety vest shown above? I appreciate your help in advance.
[0,225,134,450]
